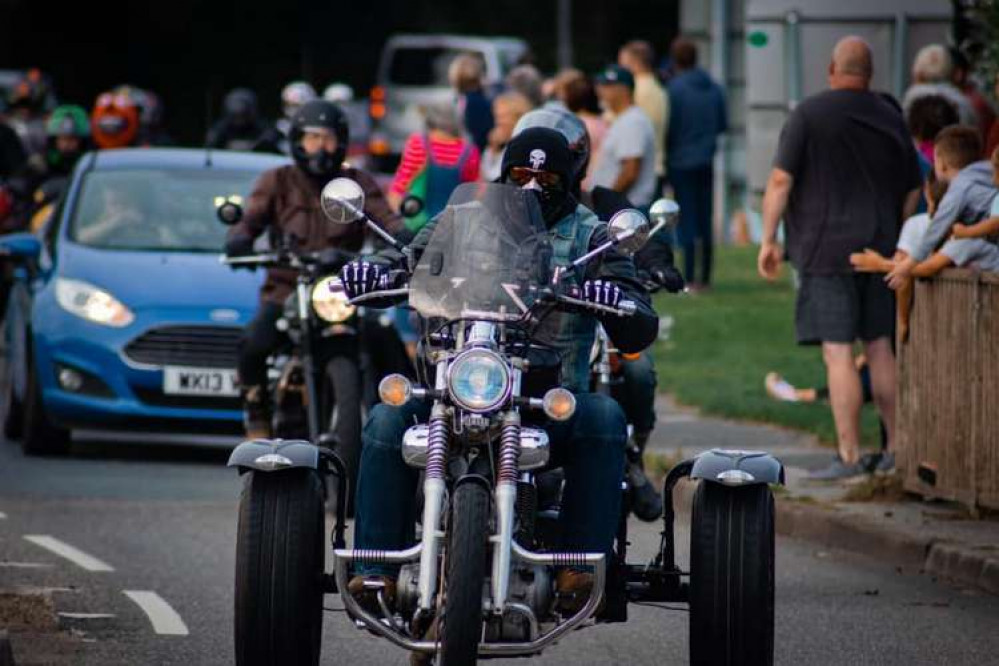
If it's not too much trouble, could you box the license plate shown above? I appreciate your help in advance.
[162,366,239,397]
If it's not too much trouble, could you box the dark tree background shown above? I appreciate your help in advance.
[0,0,678,144]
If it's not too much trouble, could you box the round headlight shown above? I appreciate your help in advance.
[447,349,511,413]
[311,276,356,323]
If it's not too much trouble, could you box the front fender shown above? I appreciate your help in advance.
[689,448,784,487]
[226,438,320,473]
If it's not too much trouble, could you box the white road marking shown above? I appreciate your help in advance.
[123,591,189,636]
[58,612,116,620]
[0,511,7,519]
[23,535,114,572]
[0,561,54,568]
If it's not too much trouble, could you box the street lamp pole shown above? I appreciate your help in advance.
[557,0,573,69]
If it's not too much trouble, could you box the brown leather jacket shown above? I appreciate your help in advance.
[227,164,402,304]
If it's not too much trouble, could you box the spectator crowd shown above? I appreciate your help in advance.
[759,37,999,481]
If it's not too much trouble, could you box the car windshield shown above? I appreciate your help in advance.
[69,168,261,252]
[409,182,553,322]
[387,47,485,86]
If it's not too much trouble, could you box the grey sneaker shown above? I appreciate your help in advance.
[874,452,896,476]
[807,457,866,481]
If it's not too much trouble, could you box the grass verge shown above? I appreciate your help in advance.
[650,246,883,448]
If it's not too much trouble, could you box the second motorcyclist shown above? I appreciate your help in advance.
[341,127,659,614]
[224,99,403,444]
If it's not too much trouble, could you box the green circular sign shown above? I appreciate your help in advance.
[748,31,769,48]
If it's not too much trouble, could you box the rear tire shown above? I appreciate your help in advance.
[234,469,325,666]
[689,482,775,666]
[440,481,491,666]
[21,359,69,456]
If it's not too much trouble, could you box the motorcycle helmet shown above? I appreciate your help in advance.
[45,105,90,171]
[289,99,349,179]
[322,83,354,104]
[91,91,140,149]
[223,88,260,130]
[513,106,590,193]
[112,85,164,137]
[7,68,53,116]
[500,127,576,225]
[281,81,317,120]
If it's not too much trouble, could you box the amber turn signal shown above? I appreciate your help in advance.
[542,388,576,422]
[378,374,412,407]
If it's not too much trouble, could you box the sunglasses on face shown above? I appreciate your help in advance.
[508,167,561,188]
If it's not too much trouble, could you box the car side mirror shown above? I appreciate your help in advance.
[0,232,42,262]
[321,178,366,225]
[608,208,651,255]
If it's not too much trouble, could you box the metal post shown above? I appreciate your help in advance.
[557,0,573,69]
[893,12,909,100]
[710,0,730,243]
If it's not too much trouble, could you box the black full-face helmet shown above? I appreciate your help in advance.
[289,99,349,179]
[512,106,591,193]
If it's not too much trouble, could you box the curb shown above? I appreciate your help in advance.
[669,481,998,595]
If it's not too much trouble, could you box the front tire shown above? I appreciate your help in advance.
[234,469,325,666]
[21,359,69,456]
[440,481,491,666]
[689,482,775,666]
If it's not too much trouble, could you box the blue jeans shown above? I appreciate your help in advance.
[353,393,627,574]
[671,165,714,285]
[613,351,658,435]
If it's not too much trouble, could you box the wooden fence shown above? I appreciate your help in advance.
[897,269,999,511]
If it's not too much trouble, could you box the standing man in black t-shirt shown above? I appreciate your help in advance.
[757,36,922,480]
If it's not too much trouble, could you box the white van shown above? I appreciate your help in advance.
[368,34,528,170]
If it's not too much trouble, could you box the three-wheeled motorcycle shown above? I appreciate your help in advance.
[227,180,783,666]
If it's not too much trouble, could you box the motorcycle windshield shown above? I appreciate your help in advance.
[409,183,553,322]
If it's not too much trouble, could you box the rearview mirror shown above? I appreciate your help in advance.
[608,208,650,256]
[400,195,424,219]
[0,232,42,262]
[649,198,680,234]
[321,178,365,225]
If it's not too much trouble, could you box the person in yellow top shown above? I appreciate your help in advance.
[619,40,669,186]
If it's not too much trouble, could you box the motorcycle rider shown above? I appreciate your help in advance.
[4,104,91,233]
[205,88,282,154]
[341,127,659,614]
[224,99,403,449]
[91,90,140,150]
[276,81,317,154]
[513,107,684,521]
[5,69,53,159]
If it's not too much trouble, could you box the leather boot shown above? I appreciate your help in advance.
[628,431,662,522]
[241,384,271,440]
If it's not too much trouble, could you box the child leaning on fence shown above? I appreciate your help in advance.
[851,154,999,340]
[886,125,999,288]
[951,146,999,243]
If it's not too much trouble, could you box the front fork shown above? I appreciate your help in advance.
[490,411,521,613]
[416,402,450,611]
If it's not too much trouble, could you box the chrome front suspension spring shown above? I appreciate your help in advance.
[497,416,522,485]
[424,409,451,481]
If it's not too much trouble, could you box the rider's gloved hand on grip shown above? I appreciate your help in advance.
[318,247,351,272]
[225,234,254,258]
[651,266,685,293]
[340,260,388,299]
[580,279,623,309]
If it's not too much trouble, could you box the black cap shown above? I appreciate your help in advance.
[500,127,574,187]
[595,64,635,90]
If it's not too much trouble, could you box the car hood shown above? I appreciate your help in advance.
[58,244,262,311]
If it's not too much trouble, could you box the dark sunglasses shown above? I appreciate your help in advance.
[508,167,561,188]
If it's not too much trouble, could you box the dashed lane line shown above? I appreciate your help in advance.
[23,535,115,572]
[0,561,54,568]
[0,511,7,519]
[123,591,189,636]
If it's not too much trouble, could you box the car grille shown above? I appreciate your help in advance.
[123,325,242,369]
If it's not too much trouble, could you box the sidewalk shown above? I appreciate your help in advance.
[649,395,999,596]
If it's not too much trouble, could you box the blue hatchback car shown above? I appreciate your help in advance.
[0,148,288,454]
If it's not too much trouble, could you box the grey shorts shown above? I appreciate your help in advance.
[795,273,895,346]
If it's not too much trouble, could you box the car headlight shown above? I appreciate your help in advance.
[55,278,134,327]
[447,349,511,412]
[311,276,356,323]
